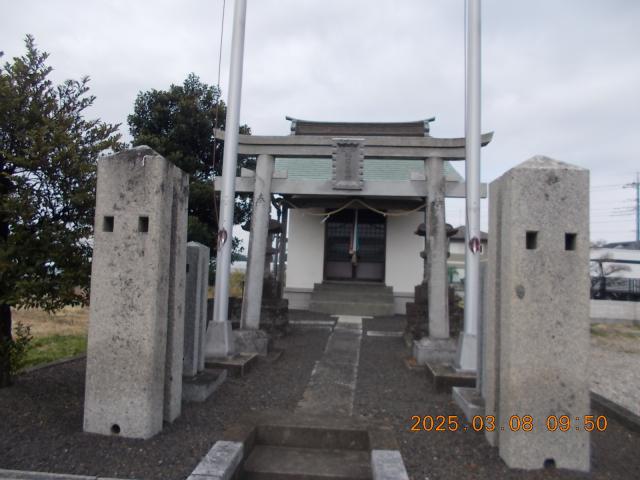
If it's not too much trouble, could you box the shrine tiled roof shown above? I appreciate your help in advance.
[274,157,463,183]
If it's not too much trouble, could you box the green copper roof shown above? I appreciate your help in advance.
[274,157,463,183]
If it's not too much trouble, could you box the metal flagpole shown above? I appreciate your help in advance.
[213,0,247,351]
[458,0,481,371]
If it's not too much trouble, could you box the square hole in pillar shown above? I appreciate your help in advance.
[526,231,538,250]
[103,216,114,232]
[138,216,149,233]
[565,233,577,251]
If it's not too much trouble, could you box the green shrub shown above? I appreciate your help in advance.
[0,322,33,379]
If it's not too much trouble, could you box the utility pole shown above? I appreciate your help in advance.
[623,172,640,242]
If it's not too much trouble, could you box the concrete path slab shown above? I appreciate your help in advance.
[297,316,363,416]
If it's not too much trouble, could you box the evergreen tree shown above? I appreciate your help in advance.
[127,74,253,257]
[0,35,122,386]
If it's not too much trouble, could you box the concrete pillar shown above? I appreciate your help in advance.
[241,154,274,329]
[164,166,189,423]
[197,247,209,371]
[84,146,188,439]
[184,242,209,377]
[484,156,590,471]
[483,177,504,447]
[425,157,449,339]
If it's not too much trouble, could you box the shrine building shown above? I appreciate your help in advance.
[215,117,492,325]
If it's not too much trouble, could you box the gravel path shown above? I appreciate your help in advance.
[1,316,639,480]
[590,324,640,418]
[357,317,640,480]
[0,328,330,480]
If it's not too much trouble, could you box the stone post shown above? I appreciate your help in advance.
[483,156,590,471]
[483,177,504,446]
[184,242,210,377]
[241,154,274,330]
[197,248,209,371]
[84,146,188,439]
[164,165,189,423]
[425,156,449,338]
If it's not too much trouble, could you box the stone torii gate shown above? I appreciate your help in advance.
[213,119,492,348]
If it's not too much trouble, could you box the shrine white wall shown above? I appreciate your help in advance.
[284,208,325,309]
[284,208,423,313]
[385,212,424,312]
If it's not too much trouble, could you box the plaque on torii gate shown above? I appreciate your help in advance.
[331,138,364,190]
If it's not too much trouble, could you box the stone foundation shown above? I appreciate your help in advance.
[405,284,463,342]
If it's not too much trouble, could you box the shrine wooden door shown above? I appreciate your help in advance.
[324,208,386,281]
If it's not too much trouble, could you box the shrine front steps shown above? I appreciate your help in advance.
[243,445,371,479]
[213,411,407,480]
[308,282,395,317]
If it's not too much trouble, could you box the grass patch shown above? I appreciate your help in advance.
[22,334,87,370]
[12,306,88,338]
[590,325,609,337]
[591,323,640,355]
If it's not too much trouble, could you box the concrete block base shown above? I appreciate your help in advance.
[205,321,235,358]
[455,332,478,372]
[182,369,227,403]
[205,353,258,378]
[425,361,476,393]
[452,387,484,421]
[0,469,132,480]
[413,338,456,365]
[234,329,271,356]
[371,450,410,480]
[187,440,244,480]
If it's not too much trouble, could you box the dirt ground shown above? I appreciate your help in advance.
[1,319,639,480]
[590,322,640,418]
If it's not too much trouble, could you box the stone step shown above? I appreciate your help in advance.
[242,445,371,480]
[310,291,394,303]
[255,423,369,451]
[313,282,393,295]
[309,300,395,317]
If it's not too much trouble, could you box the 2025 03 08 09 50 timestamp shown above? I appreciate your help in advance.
[409,415,608,432]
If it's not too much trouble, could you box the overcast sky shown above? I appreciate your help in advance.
[2,0,639,245]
